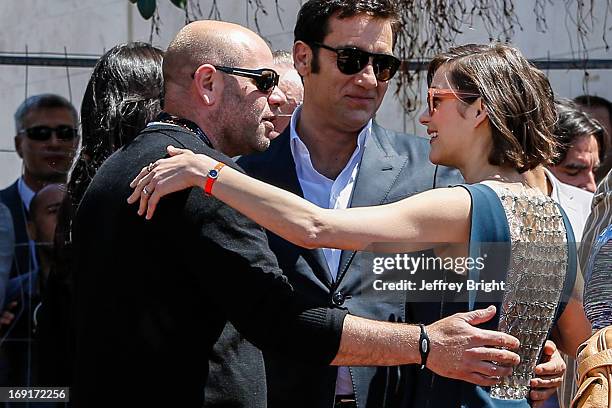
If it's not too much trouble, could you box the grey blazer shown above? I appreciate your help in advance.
[238,122,463,408]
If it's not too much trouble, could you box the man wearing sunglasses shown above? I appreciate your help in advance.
[237,1,567,407]
[0,94,78,283]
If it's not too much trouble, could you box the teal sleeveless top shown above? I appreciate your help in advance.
[416,183,577,408]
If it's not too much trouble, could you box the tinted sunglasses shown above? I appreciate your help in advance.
[21,125,79,142]
[311,42,401,82]
[214,66,279,94]
[427,88,480,115]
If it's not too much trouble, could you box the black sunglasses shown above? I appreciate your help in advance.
[311,42,401,82]
[21,125,79,142]
[213,66,279,94]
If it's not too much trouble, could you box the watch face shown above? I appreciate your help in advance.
[421,338,428,352]
[209,169,219,178]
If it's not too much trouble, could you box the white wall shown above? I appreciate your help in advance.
[1,0,610,188]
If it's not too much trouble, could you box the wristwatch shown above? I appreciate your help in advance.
[204,162,225,195]
[418,323,430,369]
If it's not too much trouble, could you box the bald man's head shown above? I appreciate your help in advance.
[28,183,66,246]
[162,20,283,157]
[164,20,268,89]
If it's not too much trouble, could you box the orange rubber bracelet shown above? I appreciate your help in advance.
[204,162,225,195]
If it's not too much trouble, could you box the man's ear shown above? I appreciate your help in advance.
[474,98,488,128]
[193,64,220,106]
[14,135,23,159]
[293,41,312,77]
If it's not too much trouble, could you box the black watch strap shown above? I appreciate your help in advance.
[418,324,430,370]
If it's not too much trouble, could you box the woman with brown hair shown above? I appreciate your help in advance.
[129,43,591,407]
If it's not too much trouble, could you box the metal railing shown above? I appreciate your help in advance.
[2,53,612,70]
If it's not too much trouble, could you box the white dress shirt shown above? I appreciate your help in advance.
[17,177,36,211]
[289,106,370,395]
[544,168,593,240]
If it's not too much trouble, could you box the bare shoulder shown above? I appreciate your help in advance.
[407,186,472,210]
[386,186,472,231]
[387,185,472,243]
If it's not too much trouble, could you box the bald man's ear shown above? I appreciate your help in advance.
[293,41,312,77]
[193,64,220,106]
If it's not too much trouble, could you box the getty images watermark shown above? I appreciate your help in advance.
[367,251,506,301]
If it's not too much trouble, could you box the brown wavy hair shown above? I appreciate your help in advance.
[427,43,558,173]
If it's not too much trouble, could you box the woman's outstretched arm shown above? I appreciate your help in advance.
[128,146,471,251]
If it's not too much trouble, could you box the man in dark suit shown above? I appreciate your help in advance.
[0,94,78,280]
[238,1,566,407]
[0,94,78,387]
[73,20,522,408]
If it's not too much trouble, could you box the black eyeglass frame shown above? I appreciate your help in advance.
[19,125,79,142]
[206,65,280,94]
[310,42,401,82]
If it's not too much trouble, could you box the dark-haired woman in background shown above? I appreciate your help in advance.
[37,42,163,387]
[71,42,164,203]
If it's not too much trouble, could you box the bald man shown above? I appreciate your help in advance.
[71,21,520,408]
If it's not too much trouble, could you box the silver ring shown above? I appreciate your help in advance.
[147,162,155,173]
[143,186,149,196]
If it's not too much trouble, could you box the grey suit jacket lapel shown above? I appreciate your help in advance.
[271,131,335,287]
[263,131,304,197]
[336,124,409,282]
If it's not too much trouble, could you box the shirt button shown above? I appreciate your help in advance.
[331,291,346,306]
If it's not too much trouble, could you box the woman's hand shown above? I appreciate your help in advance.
[127,145,217,219]
[529,340,566,407]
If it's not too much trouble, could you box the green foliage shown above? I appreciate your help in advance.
[169,0,187,8]
[136,0,157,20]
[133,0,186,20]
